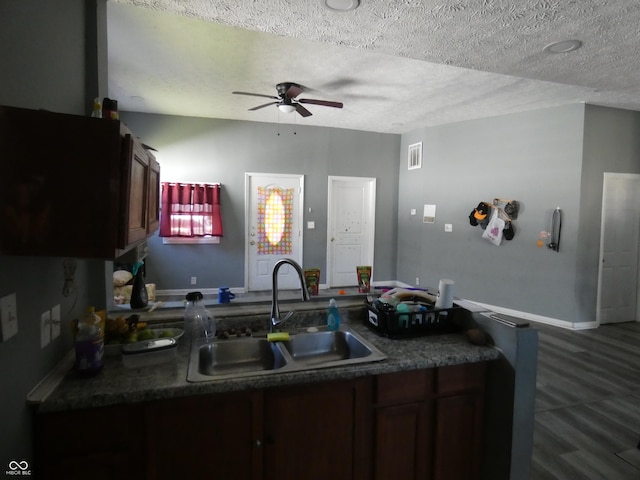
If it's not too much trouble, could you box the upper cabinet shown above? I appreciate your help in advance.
[0,105,159,259]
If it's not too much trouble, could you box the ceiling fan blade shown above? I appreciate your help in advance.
[249,101,279,111]
[285,85,304,99]
[298,98,343,109]
[232,91,279,100]
[295,104,313,117]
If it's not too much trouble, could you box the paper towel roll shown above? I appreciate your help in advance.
[435,279,455,308]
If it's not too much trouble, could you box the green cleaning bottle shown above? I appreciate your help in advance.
[327,298,340,331]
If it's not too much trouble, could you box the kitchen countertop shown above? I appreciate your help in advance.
[34,308,501,414]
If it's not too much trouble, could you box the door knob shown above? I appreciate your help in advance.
[331,237,335,242]
[250,241,255,245]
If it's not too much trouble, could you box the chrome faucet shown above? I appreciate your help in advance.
[270,258,310,332]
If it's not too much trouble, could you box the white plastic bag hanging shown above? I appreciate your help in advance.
[482,208,505,246]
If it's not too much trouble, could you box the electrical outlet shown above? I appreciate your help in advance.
[191,276,197,285]
[51,304,61,340]
[41,310,51,348]
[416,277,420,286]
[0,293,18,342]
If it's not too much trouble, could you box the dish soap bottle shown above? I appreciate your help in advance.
[327,298,340,331]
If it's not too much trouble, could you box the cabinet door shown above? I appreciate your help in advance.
[263,378,372,480]
[374,402,433,480]
[147,154,160,234]
[120,134,150,247]
[144,391,263,480]
[36,404,143,480]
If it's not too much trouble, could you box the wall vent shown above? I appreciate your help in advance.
[408,142,422,170]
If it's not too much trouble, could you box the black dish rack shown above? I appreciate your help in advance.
[364,298,462,338]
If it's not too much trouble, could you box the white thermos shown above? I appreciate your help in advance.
[435,279,455,309]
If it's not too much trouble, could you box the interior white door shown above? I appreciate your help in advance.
[597,173,640,324]
[327,176,376,287]
[245,173,304,291]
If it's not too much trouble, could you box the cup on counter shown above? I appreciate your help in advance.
[217,286,235,304]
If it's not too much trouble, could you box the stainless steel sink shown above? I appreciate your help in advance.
[187,326,386,382]
[282,330,376,366]
[196,338,288,379]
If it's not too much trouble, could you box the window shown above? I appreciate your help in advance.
[159,183,223,243]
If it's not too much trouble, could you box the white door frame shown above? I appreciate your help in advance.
[596,172,640,325]
[244,172,304,291]
[326,175,376,287]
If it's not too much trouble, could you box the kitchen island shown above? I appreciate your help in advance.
[32,302,527,480]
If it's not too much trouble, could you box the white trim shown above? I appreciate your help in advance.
[162,236,220,245]
[469,301,599,330]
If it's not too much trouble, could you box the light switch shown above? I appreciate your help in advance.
[0,293,18,342]
[41,310,51,348]
[445,224,453,232]
[307,221,315,229]
[51,304,61,340]
[410,209,416,216]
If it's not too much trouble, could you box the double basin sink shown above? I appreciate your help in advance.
[187,326,387,382]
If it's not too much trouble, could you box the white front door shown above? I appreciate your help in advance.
[245,173,304,291]
[327,176,376,287]
[597,173,640,324]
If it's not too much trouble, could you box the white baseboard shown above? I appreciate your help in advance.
[469,301,599,330]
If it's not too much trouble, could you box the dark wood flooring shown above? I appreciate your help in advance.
[531,321,640,480]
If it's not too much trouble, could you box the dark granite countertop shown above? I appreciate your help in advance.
[35,304,500,414]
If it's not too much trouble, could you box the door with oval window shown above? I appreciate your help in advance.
[245,173,304,291]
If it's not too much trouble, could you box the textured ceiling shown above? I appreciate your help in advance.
[108,0,640,133]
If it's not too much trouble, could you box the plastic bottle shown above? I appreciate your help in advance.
[327,298,340,331]
[185,292,216,343]
[74,306,104,376]
[130,261,148,309]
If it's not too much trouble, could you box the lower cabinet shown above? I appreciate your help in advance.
[35,363,486,480]
[373,362,487,480]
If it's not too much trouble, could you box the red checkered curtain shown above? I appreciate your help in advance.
[159,183,223,237]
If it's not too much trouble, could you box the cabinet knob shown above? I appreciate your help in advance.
[254,439,262,448]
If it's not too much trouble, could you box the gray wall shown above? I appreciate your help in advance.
[397,103,640,325]
[119,112,400,291]
[0,0,109,467]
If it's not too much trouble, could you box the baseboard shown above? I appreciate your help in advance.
[469,301,599,330]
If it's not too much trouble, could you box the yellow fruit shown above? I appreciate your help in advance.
[159,329,174,338]
[137,328,155,341]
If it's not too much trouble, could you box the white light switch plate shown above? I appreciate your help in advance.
[0,293,18,342]
[41,310,51,348]
[307,221,315,229]
[51,304,61,340]
[445,224,453,232]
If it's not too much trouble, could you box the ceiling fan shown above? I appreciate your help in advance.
[232,82,343,117]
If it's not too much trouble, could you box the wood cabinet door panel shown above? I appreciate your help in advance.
[376,369,434,406]
[120,134,149,247]
[374,402,433,480]
[264,379,369,480]
[433,393,484,480]
[144,391,263,480]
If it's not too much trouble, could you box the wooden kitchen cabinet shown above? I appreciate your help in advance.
[373,363,486,480]
[35,404,144,480]
[263,378,373,480]
[0,105,159,258]
[143,390,263,480]
[34,363,486,480]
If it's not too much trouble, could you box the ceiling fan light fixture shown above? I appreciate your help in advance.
[543,39,583,54]
[278,104,296,114]
[321,0,359,12]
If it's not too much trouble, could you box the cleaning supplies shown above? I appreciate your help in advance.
[74,306,104,376]
[130,261,148,309]
[327,298,340,331]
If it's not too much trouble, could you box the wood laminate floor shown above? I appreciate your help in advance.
[531,321,640,480]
